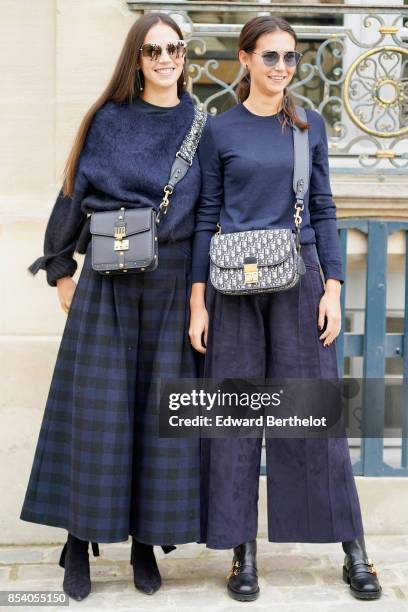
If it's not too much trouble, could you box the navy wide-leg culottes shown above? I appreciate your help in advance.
[201,244,364,548]
[21,239,202,545]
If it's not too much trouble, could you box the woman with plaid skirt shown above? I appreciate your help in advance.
[21,13,204,601]
[189,16,382,603]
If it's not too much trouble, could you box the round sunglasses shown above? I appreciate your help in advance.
[139,41,187,62]
[250,50,303,68]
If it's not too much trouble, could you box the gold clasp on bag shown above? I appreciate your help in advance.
[114,225,127,240]
[114,239,129,251]
[244,257,258,284]
[114,214,128,250]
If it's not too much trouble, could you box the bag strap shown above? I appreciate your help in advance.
[292,106,309,247]
[156,105,207,224]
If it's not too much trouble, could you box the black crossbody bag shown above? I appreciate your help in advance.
[87,106,207,275]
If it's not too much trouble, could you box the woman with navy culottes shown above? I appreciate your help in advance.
[189,16,382,603]
[21,13,204,601]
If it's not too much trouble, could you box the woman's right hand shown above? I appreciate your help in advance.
[189,283,208,354]
[56,276,77,314]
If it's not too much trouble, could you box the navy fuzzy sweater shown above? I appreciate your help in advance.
[192,103,344,284]
[29,91,201,286]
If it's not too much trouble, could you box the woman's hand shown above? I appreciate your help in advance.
[189,283,208,354]
[318,278,342,347]
[56,276,77,314]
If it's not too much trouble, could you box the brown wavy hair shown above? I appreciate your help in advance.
[62,13,187,197]
[236,16,309,131]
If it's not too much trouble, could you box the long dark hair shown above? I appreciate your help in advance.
[236,16,309,131]
[62,13,187,197]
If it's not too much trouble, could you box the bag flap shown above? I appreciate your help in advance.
[90,208,154,237]
[209,229,295,269]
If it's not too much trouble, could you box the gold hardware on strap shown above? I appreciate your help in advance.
[294,202,304,228]
[244,262,258,284]
[156,185,174,224]
[114,239,129,251]
[159,185,173,215]
[367,559,378,576]
[216,223,221,235]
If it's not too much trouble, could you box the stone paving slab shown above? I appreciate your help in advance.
[0,536,406,611]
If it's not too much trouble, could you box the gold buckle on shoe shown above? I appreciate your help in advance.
[227,560,241,579]
[367,559,377,576]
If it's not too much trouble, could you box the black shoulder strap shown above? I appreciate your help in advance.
[156,106,207,224]
[293,105,309,202]
[292,106,310,241]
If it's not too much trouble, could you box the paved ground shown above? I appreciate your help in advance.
[0,535,407,611]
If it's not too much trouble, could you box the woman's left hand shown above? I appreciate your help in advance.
[318,278,342,347]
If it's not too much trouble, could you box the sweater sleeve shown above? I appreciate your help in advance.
[192,119,223,283]
[27,110,102,287]
[28,188,87,287]
[308,111,344,284]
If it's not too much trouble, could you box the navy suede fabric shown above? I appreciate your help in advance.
[200,245,364,548]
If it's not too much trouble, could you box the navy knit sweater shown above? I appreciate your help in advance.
[29,91,201,286]
[192,103,344,284]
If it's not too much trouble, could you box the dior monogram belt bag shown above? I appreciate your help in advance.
[88,105,207,276]
[209,106,309,295]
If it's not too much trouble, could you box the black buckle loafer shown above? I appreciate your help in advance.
[343,557,382,600]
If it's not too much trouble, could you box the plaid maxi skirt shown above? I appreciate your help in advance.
[20,239,202,544]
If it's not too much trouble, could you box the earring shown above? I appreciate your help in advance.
[182,66,187,86]
[136,69,143,92]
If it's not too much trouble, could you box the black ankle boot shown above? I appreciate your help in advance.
[130,538,162,595]
[227,540,259,602]
[342,536,382,600]
[59,534,99,601]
